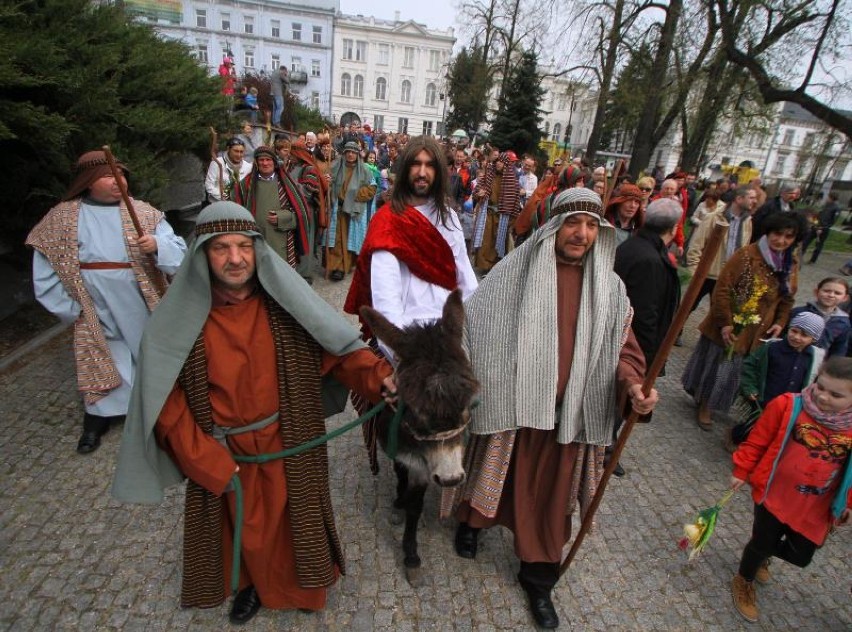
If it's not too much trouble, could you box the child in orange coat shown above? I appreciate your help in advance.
[729,356,852,623]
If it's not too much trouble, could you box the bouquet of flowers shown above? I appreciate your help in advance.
[726,271,769,360]
[679,489,736,560]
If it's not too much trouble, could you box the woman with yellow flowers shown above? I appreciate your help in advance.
[682,212,802,430]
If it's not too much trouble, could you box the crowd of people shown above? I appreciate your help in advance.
[25,126,851,629]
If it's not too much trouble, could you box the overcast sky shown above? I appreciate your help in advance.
[339,0,460,33]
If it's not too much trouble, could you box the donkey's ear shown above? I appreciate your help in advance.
[441,289,465,343]
[360,305,405,352]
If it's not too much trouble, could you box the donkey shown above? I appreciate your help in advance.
[359,289,480,584]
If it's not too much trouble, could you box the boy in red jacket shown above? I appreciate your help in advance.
[730,356,852,622]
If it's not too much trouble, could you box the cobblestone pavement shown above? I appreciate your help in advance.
[2,253,850,631]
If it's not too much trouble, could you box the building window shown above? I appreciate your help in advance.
[244,16,253,35]
[356,41,367,62]
[244,50,254,68]
[311,91,320,110]
[425,83,436,106]
[341,73,351,96]
[313,25,322,44]
[271,54,280,70]
[398,117,409,134]
[423,121,433,136]
[221,13,230,31]
[552,123,562,142]
[354,74,364,98]
[311,59,321,77]
[375,77,387,100]
[803,132,815,149]
[378,44,389,65]
[271,20,280,38]
[195,9,206,28]
[782,129,795,146]
[400,80,411,103]
[374,114,384,131]
[773,152,788,175]
[291,56,302,72]
[429,50,440,71]
[343,39,354,60]
[292,22,301,41]
[196,44,208,63]
[403,46,415,68]
[544,121,550,135]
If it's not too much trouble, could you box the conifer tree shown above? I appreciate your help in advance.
[0,0,224,239]
[488,50,545,155]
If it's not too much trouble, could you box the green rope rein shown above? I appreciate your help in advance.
[227,399,406,593]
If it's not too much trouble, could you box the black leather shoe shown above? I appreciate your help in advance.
[330,270,344,281]
[612,462,625,478]
[454,523,479,559]
[526,592,559,628]
[229,585,261,625]
[76,430,101,454]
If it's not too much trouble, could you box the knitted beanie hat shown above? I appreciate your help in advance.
[790,312,825,340]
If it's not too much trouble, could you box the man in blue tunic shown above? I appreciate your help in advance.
[26,150,186,454]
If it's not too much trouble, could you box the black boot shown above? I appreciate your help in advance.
[454,522,481,559]
[229,585,261,624]
[518,561,560,628]
[77,413,110,454]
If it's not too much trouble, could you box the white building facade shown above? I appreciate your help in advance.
[331,14,455,135]
[126,0,338,115]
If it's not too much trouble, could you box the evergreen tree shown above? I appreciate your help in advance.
[0,0,224,241]
[445,44,493,137]
[487,50,544,155]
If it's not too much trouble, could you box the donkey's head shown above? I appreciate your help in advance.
[360,290,480,486]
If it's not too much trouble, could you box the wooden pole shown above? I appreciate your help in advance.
[559,221,726,576]
[209,127,224,200]
[102,146,144,237]
[601,159,625,209]
[101,145,167,297]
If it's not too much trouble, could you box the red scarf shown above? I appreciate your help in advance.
[344,204,457,338]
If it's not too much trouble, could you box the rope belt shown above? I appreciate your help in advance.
[226,400,406,593]
[79,261,133,269]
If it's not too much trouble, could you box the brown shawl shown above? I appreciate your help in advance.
[177,293,344,608]
[25,198,165,404]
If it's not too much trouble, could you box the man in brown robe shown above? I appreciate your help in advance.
[113,202,395,624]
[449,188,659,629]
[325,141,376,281]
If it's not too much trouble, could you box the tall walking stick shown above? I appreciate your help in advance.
[601,159,625,209]
[101,145,167,298]
[559,221,726,576]
[209,127,224,200]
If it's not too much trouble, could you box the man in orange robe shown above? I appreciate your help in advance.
[113,202,394,624]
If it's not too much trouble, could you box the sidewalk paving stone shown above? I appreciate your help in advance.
[1,254,850,630]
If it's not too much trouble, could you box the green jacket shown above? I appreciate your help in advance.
[739,339,824,403]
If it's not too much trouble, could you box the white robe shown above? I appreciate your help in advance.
[370,202,478,361]
[33,201,186,416]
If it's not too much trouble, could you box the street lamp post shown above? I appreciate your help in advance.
[440,92,447,138]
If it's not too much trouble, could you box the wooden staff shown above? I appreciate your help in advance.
[559,221,726,577]
[101,145,167,297]
[601,159,625,209]
[264,111,272,147]
[102,146,143,237]
[209,126,224,200]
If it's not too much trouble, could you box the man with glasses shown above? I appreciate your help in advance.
[205,137,252,202]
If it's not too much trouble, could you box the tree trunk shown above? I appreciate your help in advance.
[584,0,627,164]
[628,0,682,178]
[680,53,729,171]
